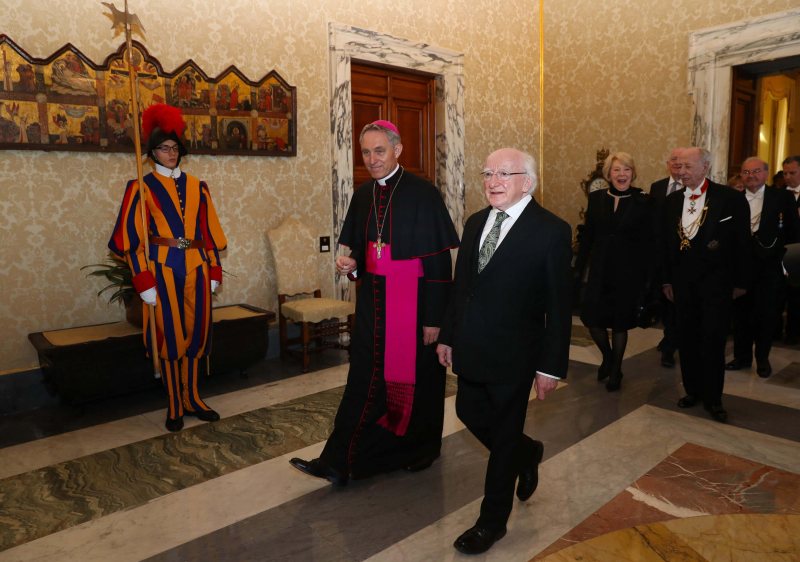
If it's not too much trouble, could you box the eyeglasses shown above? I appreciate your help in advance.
[741,169,764,176]
[479,171,528,182]
[156,145,180,154]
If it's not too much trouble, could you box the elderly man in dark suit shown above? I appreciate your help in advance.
[650,147,685,367]
[726,157,800,377]
[661,147,751,423]
[437,148,572,555]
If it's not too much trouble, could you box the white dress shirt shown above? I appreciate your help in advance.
[479,194,533,249]
[479,194,557,381]
[666,177,682,196]
[745,184,765,233]
[681,180,708,240]
[788,186,800,201]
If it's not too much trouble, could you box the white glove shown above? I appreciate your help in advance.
[211,280,220,292]
[140,287,157,306]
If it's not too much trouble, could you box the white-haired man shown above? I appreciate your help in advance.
[437,148,572,554]
[661,147,751,423]
[726,157,800,378]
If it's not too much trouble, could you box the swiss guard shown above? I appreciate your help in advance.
[109,104,227,432]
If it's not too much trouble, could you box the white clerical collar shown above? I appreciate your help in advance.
[746,184,765,201]
[494,193,532,219]
[154,163,182,178]
[377,164,400,186]
[684,179,708,198]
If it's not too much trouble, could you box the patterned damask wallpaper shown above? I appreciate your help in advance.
[0,0,541,371]
[541,0,798,225]
[0,0,794,371]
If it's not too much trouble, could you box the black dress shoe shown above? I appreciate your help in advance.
[289,457,349,487]
[704,403,728,422]
[517,440,544,501]
[725,359,751,371]
[165,416,184,432]
[757,360,772,379]
[453,525,507,555]
[605,371,623,392]
[185,409,221,422]
[405,451,440,472]
[677,394,698,408]
[661,350,675,368]
[597,359,611,382]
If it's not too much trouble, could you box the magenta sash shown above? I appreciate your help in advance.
[367,243,424,436]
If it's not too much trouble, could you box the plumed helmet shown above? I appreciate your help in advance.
[142,104,188,164]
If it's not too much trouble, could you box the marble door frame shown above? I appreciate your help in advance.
[328,22,465,302]
[688,9,800,183]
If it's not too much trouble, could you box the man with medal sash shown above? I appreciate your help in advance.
[290,120,459,486]
[661,147,751,422]
[726,157,800,378]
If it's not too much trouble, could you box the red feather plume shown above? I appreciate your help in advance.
[142,104,185,139]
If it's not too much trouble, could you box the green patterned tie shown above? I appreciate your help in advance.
[478,210,509,273]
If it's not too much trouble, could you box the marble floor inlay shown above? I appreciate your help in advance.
[540,514,800,561]
[532,442,800,560]
[0,376,460,553]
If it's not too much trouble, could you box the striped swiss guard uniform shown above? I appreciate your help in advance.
[109,163,227,423]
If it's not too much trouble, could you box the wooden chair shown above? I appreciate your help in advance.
[268,218,355,372]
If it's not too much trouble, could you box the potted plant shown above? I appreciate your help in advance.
[82,255,143,328]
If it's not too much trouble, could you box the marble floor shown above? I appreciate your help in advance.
[0,318,799,561]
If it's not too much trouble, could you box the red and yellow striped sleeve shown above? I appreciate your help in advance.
[199,181,227,283]
[108,180,156,292]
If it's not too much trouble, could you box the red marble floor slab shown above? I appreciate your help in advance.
[531,442,800,560]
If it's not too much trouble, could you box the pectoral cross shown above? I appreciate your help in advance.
[373,237,386,259]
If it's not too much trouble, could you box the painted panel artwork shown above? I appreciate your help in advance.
[0,36,296,156]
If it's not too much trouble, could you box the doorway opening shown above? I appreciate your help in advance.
[351,62,437,186]
[728,54,800,182]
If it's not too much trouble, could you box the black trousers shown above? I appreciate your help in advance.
[733,264,783,363]
[674,278,732,407]
[455,375,536,531]
[658,291,679,353]
[786,285,800,337]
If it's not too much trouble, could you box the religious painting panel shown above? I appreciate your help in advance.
[0,35,296,156]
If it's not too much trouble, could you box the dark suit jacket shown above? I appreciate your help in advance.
[749,185,800,267]
[438,198,573,383]
[661,181,751,292]
[650,177,673,201]
[650,177,679,285]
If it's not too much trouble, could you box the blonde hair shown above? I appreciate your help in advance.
[603,152,638,183]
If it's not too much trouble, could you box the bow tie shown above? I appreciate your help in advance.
[746,189,764,201]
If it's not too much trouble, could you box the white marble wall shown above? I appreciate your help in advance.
[688,9,800,182]
[328,23,465,303]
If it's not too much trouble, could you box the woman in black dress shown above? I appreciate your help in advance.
[575,152,655,391]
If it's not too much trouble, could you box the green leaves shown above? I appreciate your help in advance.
[81,255,137,306]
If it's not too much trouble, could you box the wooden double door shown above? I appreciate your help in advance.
[351,63,436,186]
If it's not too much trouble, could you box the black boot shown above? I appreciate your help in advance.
[185,409,221,422]
[165,416,184,432]
[605,370,623,392]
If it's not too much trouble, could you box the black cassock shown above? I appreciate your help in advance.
[319,167,459,479]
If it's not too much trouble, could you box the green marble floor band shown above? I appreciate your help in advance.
[0,376,458,552]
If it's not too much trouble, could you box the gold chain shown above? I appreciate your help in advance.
[678,205,708,250]
[750,211,762,236]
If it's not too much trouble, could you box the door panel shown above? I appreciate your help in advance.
[351,63,435,185]
[393,99,428,175]
[353,94,387,185]
[728,67,757,179]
